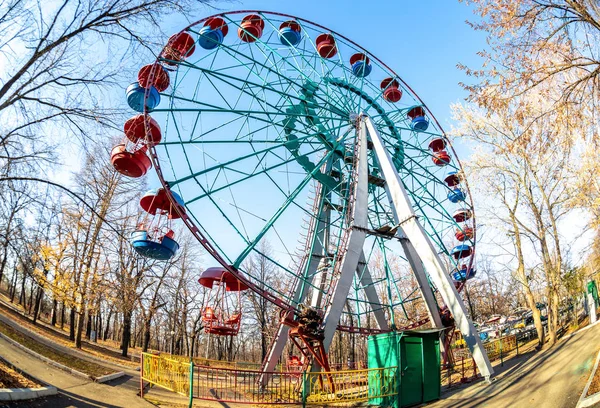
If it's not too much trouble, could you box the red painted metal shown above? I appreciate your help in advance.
[350,52,370,65]
[110,144,151,178]
[124,114,161,145]
[428,137,447,152]
[453,209,472,223]
[432,150,451,166]
[138,64,170,92]
[407,106,426,120]
[445,172,462,187]
[455,226,474,241]
[238,14,264,42]
[280,20,301,32]
[168,32,196,57]
[380,78,402,102]
[139,188,180,217]
[198,267,249,291]
[205,17,229,36]
[315,33,337,58]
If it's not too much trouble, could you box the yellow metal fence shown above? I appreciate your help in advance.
[485,335,517,360]
[304,367,398,405]
[143,354,400,406]
[142,353,191,396]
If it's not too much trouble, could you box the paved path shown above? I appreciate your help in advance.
[0,336,153,408]
[0,311,144,395]
[428,322,600,408]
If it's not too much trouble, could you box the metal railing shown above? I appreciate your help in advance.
[141,353,192,396]
[142,354,399,406]
[193,365,302,405]
[303,367,398,405]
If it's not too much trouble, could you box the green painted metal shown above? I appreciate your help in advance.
[588,281,599,306]
[368,331,441,407]
[188,360,194,408]
[151,11,477,333]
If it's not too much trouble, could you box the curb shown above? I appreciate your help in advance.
[577,350,600,408]
[96,371,125,383]
[0,386,57,401]
[0,332,120,382]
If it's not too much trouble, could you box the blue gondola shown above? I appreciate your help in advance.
[351,60,372,77]
[279,26,301,46]
[130,230,180,260]
[126,82,160,113]
[411,116,428,131]
[349,53,372,78]
[407,106,429,132]
[447,188,466,203]
[198,26,225,50]
[452,265,477,282]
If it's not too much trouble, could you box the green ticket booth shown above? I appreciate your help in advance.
[368,329,442,407]
[588,281,599,307]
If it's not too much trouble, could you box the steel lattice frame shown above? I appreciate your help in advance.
[145,10,481,358]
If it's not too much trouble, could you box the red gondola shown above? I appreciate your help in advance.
[455,226,474,241]
[380,78,402,103]
[123,114,162,145]
[238,14,264,43]
[315,33,337,58]
[428,138,446,152]
[110,144,151,178]
[453,208,472,223]
[199,267,248,336]
[432,150,451,166]
[161,32,196,64]
[138,64,170,93]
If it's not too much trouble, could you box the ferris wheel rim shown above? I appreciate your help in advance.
[143,10,477,329]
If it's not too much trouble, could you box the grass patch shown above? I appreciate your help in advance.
[0,359,40,388]
[0,320,113,378]
[0,298,138,368]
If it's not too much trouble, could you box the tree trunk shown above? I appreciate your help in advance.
[51,299,57,326]
[121,311,132,357]
[32,286,43,324]
[9,265,18,302]
[69,308,76,341]
[0,242,9,286]
[103,309,113,341]
[511,211,545,347]
[60,302,65,330]
[95,312,101,343]
[27,281,35,314]
[142,320,151,352]
[85,312,92,340]
[75,308,85,348]
[18,273,26,306]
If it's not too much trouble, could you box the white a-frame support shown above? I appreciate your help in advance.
[365,117,494,380]
[262,115,492,382]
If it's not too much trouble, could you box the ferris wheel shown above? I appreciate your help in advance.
[110,11,493,380]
